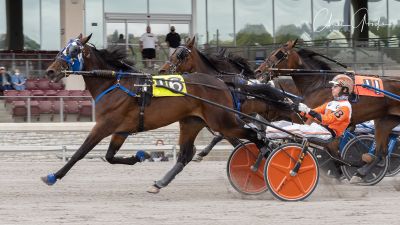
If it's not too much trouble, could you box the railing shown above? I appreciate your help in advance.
[1,38,400,76]
[0,95,95,123]
[0,144,178,163]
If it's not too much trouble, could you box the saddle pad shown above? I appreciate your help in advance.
[354,75,384,97]
[152,75,187,97]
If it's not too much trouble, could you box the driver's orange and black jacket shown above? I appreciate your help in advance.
[302,100,352,137]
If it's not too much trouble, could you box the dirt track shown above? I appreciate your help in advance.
[1,159,400,224]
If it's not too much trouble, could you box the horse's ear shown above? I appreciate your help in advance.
[219,48,227,56]
[77,33,83,40]
[81,33,92,45]
[187,36,196,48]
[293,38,298,48]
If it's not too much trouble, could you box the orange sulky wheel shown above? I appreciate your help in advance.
[227,142,268,195]
[264,144,319,201]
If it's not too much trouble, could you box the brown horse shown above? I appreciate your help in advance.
[255,40,400,182]
[159,37,301,161]
[41,34,274,193]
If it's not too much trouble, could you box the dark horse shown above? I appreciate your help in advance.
[255,40,400,182]
[159,37,301,161]
[42,34,273,193]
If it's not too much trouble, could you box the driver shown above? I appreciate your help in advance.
[264,74,353,140]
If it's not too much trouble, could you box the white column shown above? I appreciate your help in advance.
[60,0,86,90]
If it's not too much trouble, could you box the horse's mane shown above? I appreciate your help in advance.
[294,48,335,93]
[297,48,332,70]
[195,49,223,73]
[202,49,254,77]
[93,45,139,72]
[226,52,255,76]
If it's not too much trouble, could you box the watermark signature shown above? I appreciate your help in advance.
[314,8,391,32]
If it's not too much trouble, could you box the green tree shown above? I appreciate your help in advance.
[236,24,273,46]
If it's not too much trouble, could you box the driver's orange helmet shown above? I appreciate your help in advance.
[329,74,354,95]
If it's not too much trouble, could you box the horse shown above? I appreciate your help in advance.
[41,34,282,194]
[254,40,400,182]
[159,37,301,161]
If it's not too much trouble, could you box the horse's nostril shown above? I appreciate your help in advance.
[46,69,55,76]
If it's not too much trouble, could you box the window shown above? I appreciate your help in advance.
[275,0,312,43]
[41,0,60,50]
[313,0,349,42]
[104,0,146,13]
[85,0,104,48]
[208,0,234,45]
[235,0,273,46]
[149,0,191,14]
[23,0,40,49]
[0,0,6,49]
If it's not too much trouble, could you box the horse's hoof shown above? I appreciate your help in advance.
[361,153,376,163]
[349,175,364,184]
[192,155,203,162]
[135,150,151,162]
[41,173,57,186]
[147,185,160,194]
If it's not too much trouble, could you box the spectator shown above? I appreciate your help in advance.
[118,33,135,58]
[0,66,13,94]
[118,34,125,44]
[165,26,181,57]
[11,69,26,91]
[139,26,158,68]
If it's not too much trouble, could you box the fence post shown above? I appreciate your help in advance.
[27,97,31,122]
[173,145,176,162]
[62,145,67,162]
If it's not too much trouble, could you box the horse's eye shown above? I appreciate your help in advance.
[275,50,285,60]
[68,46,79,58]
[176,50,186,60]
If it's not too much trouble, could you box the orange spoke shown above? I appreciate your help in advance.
[298,164,316,174]
[293,177,307,194]
[230,164,251,170]
[275,175,288,192]
[243,173,253,190]
[270,162,290,174]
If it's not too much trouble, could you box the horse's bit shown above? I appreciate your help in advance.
[166,46,192,73]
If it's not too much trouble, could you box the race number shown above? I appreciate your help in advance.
[152,75,187,97]
[155,77,184,92]
[334,110,344,118]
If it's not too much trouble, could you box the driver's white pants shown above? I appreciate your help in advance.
[266,121,333,140]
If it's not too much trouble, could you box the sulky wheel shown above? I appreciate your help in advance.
[386,137,400,177]
[264,143,319,201]
[227,142,268,195]
[341,135,388,185]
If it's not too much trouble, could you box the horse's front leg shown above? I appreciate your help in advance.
[147,117,205,193]
[350,116,400,183]
[105,133,151,165]
[41,123,112,185]
[193,135,241,162]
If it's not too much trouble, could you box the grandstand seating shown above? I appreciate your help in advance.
[3,88,93,122]
[24,78,65,90]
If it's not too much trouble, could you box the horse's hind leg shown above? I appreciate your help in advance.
[41,124,111,185]
[147,117,205,193]
[350,116,400,183]
[105,134,150,165]
[192,134,224,162]
[193,135,241,162]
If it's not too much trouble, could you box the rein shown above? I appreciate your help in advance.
[62,70,231,92]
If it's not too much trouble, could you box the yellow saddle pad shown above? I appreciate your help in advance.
[152,75,187,97]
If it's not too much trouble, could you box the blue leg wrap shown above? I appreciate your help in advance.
[46,173,57,185]
[135,150,148,162]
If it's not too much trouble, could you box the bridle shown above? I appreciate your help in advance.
[55,39,85,74]
[258,45,292,82]
[165,46,192,73]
